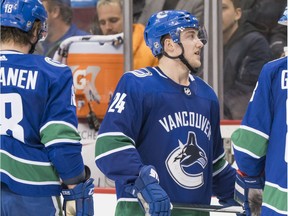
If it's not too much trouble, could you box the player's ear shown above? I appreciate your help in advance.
[163,37,176,54]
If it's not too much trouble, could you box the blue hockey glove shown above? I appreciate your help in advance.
[61,167,94,216]
[234,170,264,216]
[126,165,171,216]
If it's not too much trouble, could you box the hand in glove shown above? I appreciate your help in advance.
[126,165,171,216]
[61,166,94,216]
[234,170,264,216]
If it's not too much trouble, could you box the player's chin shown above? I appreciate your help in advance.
[192,60,202,68]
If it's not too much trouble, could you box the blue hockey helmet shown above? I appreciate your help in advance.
[1,0,47,33]
[278,7,288,26]
[144,10,204,57]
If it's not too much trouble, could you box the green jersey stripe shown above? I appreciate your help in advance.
[40,121,78,133]
[40,122,81,145]
[1,151,60,183]
[231,128,268,157]
[213,157,228,176]
[95,135,134,157]
[263,183,287,212]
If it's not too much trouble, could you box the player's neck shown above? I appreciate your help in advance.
[158,59,190,86]
[0,42,30,54]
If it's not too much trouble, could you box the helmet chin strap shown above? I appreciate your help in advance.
[28,30,43,54]
[28,41,37,54]
[163,42,198,74]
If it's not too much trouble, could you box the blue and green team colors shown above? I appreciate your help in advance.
[0,51,84,196]
[95,66,237,216]
[232,56,288,216]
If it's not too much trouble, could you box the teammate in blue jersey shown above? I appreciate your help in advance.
[95,10,239,216]
[0,0,94,215]
[232,7,288,216]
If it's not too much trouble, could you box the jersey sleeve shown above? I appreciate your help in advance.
[209,96,236,201]
[232,63,272,176]
[95,73,145,185]
[40,66,85,185]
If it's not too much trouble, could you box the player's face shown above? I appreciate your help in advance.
[180,28,204,68]
[97,2,123,35]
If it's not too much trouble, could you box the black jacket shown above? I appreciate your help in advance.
[223,21,272,120]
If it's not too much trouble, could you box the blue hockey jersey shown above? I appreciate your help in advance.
[95,67,236,215]
[232,56,288,215]
[0,51,85,196]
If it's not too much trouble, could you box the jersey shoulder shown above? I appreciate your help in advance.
[193,75,219,103]
[29,55,73,82]
[263,56,287,73]
[34,55,72,73]
[121,67,159,89]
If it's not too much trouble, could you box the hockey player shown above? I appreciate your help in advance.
[0,0,94,215]
[232,7,288,216]
[95,10,239,215]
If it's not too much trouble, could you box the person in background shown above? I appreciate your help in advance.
[95,10,239,216]
[222,0,272,120]
[92,0,158,69]
[232,7,288,216]
[240,0,287,59]
[137,0,204,26]
[0,0,94,215]
[36,0,90,58]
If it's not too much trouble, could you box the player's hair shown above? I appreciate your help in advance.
[43,0,73,25]
[1,21,42,46]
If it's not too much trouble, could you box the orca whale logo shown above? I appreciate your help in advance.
[165,131,208,189]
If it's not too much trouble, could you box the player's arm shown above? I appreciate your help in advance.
[232,63,272,176]
[231,63,272,216]
[212,153,238,205]
[210,99,238,206]
[41,66,86,183]
[41,65,94,215]
[95,73,170,215]
[95,73,148,182]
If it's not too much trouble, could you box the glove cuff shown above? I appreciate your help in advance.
[84,165,91,180]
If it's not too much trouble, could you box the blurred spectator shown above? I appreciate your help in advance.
[36,0,90,58]
[222,0,272,120]
[137,0,204,26]
[92,0,157,69]
[240,0,287,59]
